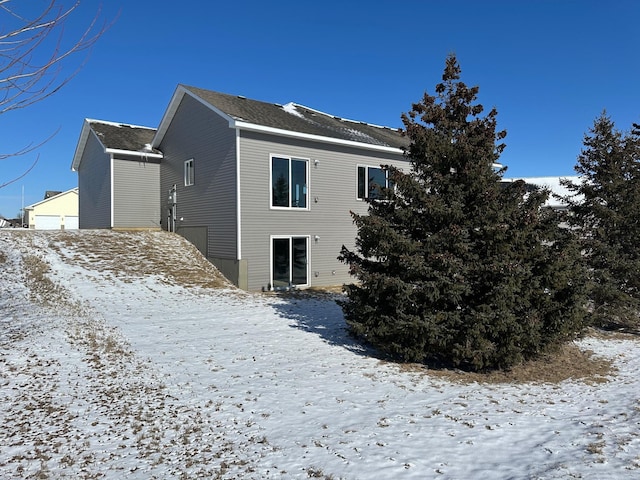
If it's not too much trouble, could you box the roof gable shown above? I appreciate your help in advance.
[153,85,409,153]
[72,119,161,171]
[25,187,78,210]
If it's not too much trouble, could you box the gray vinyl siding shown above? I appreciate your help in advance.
[112,157,160,228]
[158,93,238,259]
[78,133,111,229]
[239,130,409,291]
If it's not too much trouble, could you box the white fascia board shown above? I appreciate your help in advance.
[233,121,405,155]
[152,86,185,147]
[71,119,94,171]
[104,148,163,159]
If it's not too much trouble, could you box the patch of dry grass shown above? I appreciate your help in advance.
[584,326,640,341]
[22,253,64,307]
[49,230,232,290]
[276,286,345,301]
[395,341,615,385]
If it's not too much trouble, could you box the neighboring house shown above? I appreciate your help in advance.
[25,188,79,230]
[44,190,62,199]
[73,85,410,290]
[71,119,163,229]
[503,176,582,209]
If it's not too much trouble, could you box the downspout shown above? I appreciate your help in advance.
[110,155,115,228]
[236,128,242,261]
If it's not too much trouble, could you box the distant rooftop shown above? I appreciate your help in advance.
[44,190,62,200]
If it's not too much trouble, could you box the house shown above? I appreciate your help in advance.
[25,187,79,230]
[44,190,62,199]
[73,85,410,290]
[502,176,582,209]
[71,120,162,229]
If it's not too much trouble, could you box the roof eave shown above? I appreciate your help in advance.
[233,120,405,154]
[104,148,163,159]
[71,119,94,171]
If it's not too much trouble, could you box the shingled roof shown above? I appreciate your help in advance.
[74,86,409,172]
[72,120,161,171]
[88,120,159,153]
[159,85,409,151]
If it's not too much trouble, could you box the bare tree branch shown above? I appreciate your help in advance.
[0,153,38,189]
[0,0,113,188]
[0,127,60,161]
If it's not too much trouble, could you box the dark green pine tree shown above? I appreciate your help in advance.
[562,113,640,330]
[339,54,587,371]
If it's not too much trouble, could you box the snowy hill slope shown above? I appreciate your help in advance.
[1,230,639,479]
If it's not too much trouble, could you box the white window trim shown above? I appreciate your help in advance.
[269,154,310,211]
[269,235,311,289]
[356,164,390,201]
[184,158,194,186]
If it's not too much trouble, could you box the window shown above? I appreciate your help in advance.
[271,236,309,288]
[357,165,390,200]
[184,159,194,186]
[271,156,308,209]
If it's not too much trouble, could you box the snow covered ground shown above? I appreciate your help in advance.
[1,230,639,479]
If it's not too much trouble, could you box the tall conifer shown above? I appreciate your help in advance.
[339,55,587,371]
[563,114,640,329]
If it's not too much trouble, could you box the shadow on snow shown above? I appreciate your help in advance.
[270,292,381,359]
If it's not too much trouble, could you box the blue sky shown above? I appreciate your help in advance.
[1,0,638,218]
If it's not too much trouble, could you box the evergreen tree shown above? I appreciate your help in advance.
[562,114,640,329]
[273,173,289,207]
[339,55,587,371]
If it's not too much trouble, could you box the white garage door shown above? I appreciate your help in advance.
[65,216,79,230]
[35,215,61,230]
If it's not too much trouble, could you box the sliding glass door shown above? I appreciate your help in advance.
[272,236,309,289]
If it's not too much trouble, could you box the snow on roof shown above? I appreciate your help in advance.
[281,102,304,118]
[504,176,583,208]
[86,118,156,131]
